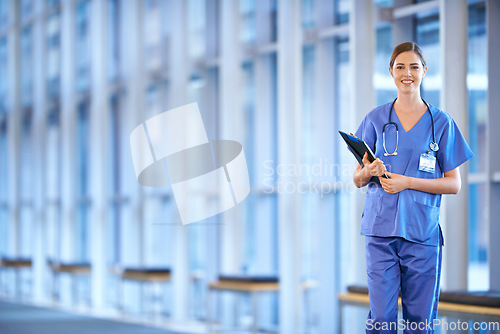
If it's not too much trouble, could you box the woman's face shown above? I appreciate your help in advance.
[389,51,427,95]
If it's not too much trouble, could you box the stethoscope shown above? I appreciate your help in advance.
[382,98,439,156]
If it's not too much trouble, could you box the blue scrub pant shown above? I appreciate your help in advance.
[365,236,442,334]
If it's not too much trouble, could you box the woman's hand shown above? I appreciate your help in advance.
[362,152,387,177]
[353,152,388,188]
[379,171,409,194]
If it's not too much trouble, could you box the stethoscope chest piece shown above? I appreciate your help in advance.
[430,142,439,152]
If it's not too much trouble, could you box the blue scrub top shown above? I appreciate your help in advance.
[355,102,474,246]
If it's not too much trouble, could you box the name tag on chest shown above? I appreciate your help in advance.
[419,153,436,173]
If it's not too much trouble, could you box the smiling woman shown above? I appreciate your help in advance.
[353,41,473,334]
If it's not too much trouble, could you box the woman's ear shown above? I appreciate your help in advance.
[389,66,394,77]
[422,66,428,77]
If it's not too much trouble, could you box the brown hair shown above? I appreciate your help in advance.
[389,42,427,68]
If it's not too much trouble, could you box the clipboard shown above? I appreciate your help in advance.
[338,131,389,180]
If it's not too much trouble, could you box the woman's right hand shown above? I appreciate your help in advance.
[362,152,387,177]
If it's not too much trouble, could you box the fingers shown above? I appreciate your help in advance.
[362,152,370,166]
[370,159,386,177]
[379,179,393,194]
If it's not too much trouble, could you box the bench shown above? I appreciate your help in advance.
[47,260,91,305]
[0,257,32,299]
[338,285,500,332]
[112,266,171,317]
[207,275,317,334]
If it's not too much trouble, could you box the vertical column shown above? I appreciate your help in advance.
[205,0,218,59]
[277,0,302,333]
[487,0,500,290]
[60,0,77,263]
[349,0,374,284]
[203,0,221,293]
[393,0,414,44]
[32,0,47,302]
[89,0,109,309]
[7,0,21,259]
[255,0,271,44]
[218,1,245,325]
[219,0,242,274]
[316,4,336,329]
[439,0,468,290]
[349,2,374,333]
[316,4,336,333]
[169,0,190,321]
[254,55,273,274]
[121,0,144,266]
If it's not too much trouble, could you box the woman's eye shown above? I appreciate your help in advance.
[412,66,419,70]
[396,66,403,70]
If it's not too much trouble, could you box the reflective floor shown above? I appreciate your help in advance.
[0,301,185,334]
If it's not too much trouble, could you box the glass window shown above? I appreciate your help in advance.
[335,0,350,25]
[76,101,90,262]
[0,0,8,31]
[467,1,488,291]
[46,0,61,9]
[301,46,318,295]
[144,0,163,70]
[239,55,279,326]
[108,0,120,82]
[468,183,488,289]
[0,37,7,113]
[0,117,7,201]
[47,12,61,99]
[302,0,315,28]
[415,15,440,107]
[21,26,33,108]
[76,0,90,92]
[0,204,7,257]
[270,0,277,42]
[108,95,122,265]
[20,0,32,22]
[334,37,352,291]
[240,0,256,45]
[0,116,7,257]
[146,80,167,118]
[46,109,62,260]
[374,25,396,105]
[20,112,33,257]
[205,0,219,59]
[188,0,206,59]
[467,2,487,175]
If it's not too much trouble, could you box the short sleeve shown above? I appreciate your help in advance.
[355,115,377,153]
[437,118,474,173]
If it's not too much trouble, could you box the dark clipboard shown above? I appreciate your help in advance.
[338,131,389,182]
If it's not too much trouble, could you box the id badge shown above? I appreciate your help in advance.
[419,152,436,173]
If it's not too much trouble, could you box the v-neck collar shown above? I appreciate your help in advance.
[393,106,428,134]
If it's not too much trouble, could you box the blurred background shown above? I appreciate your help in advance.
[0,0,498,333]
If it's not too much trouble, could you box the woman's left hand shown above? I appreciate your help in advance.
[379,172,410,194]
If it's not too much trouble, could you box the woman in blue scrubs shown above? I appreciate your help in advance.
[353,42,473,334]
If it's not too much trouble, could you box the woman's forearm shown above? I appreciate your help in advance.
[379,168,461,195]
[353,153,388,188]
[407,171,461,195]
[353,165,372,188]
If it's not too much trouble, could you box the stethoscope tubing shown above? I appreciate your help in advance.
[383,98,438,156]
